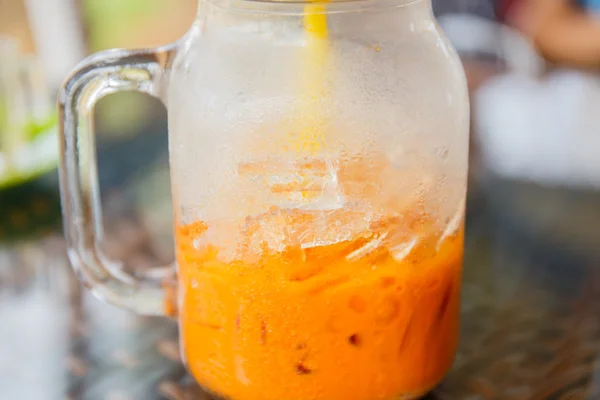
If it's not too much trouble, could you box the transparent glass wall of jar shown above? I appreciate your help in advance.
[169,0,469,399]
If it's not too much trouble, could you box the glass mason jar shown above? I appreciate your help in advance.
[58,0,469,399]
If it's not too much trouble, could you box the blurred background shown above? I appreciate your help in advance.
[3,0,600,399]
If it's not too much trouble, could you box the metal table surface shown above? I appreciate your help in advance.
[2,121,600,400]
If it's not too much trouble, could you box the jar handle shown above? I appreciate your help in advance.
[58,45,177,316]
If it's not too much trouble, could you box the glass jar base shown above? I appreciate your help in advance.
[189,379,441,400]
[194,389,436,400]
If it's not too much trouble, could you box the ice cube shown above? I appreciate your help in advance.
[238,157,345,211]
[436,199,465,251]
[345,232,388,262]
[390,237,418,263]
[188,218,246,264]
[235,207,373,257]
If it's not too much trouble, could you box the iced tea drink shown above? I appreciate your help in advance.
[58,2,469,399]
[175,157,464,400]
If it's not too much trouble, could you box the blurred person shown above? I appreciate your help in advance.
[471,0,600,189]
[498,0,600,69]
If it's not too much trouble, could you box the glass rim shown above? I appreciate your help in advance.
[201,0,426,14]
